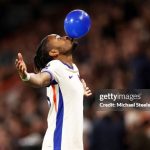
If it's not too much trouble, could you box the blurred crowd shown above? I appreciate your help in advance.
[0,0,150,149]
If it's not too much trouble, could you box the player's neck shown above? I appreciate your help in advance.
[57,55,73,65]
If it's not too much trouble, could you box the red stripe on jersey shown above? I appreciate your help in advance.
[52,85,57,112]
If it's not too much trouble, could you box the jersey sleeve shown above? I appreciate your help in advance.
[41,60,62,84]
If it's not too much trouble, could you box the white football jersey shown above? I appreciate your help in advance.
[41,60,84,150]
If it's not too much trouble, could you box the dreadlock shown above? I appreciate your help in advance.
[34,36,53,72]
[34,36,78,72]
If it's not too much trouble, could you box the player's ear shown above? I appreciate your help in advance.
[49,49,59,57]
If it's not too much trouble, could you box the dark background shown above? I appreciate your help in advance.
[0,0,150,149]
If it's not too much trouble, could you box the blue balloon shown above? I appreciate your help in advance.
[64,9,91,39]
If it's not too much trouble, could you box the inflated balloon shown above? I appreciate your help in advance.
[64,9,91,39]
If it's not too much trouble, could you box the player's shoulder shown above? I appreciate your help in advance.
[46,60,79,72]
[46,60,62,67]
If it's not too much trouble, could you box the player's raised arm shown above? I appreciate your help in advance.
[15,53,51,88]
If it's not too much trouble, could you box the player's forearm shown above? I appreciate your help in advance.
[22,72,50,88]
[21,73,42,88]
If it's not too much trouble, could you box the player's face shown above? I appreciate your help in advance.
[48,34,74,54]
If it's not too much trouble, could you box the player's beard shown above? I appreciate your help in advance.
[71,40,78,52]
[60,41,78,56]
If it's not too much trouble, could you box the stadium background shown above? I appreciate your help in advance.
[0,0,150,149]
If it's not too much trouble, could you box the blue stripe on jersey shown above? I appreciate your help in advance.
[53,87,64,150]
[60,61,74,70]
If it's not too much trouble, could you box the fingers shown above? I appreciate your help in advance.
[86,93,92,96]
[81,78,92,97]
[84,86,92,96]
[81,79,86,88]
[15,53,27,80]
[15,59,18,67]
[15,59,21,70]
[85,87,92,96]
[85,92,92,96]
[15,52,23,70]
[15,58,26,74]
[18,52,23,61]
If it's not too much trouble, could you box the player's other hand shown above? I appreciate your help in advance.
[81,79,92,97]
[15,52,27,80]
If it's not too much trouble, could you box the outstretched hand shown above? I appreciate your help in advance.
[15,53,27,79]
[81,79,92,97]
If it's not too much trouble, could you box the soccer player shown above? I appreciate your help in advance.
[15,34,92,150]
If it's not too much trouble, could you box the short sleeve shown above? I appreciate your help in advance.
[41,60,61,84]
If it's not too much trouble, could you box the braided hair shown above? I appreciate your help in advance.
[34,36,78,72]
[34,36,53,72]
